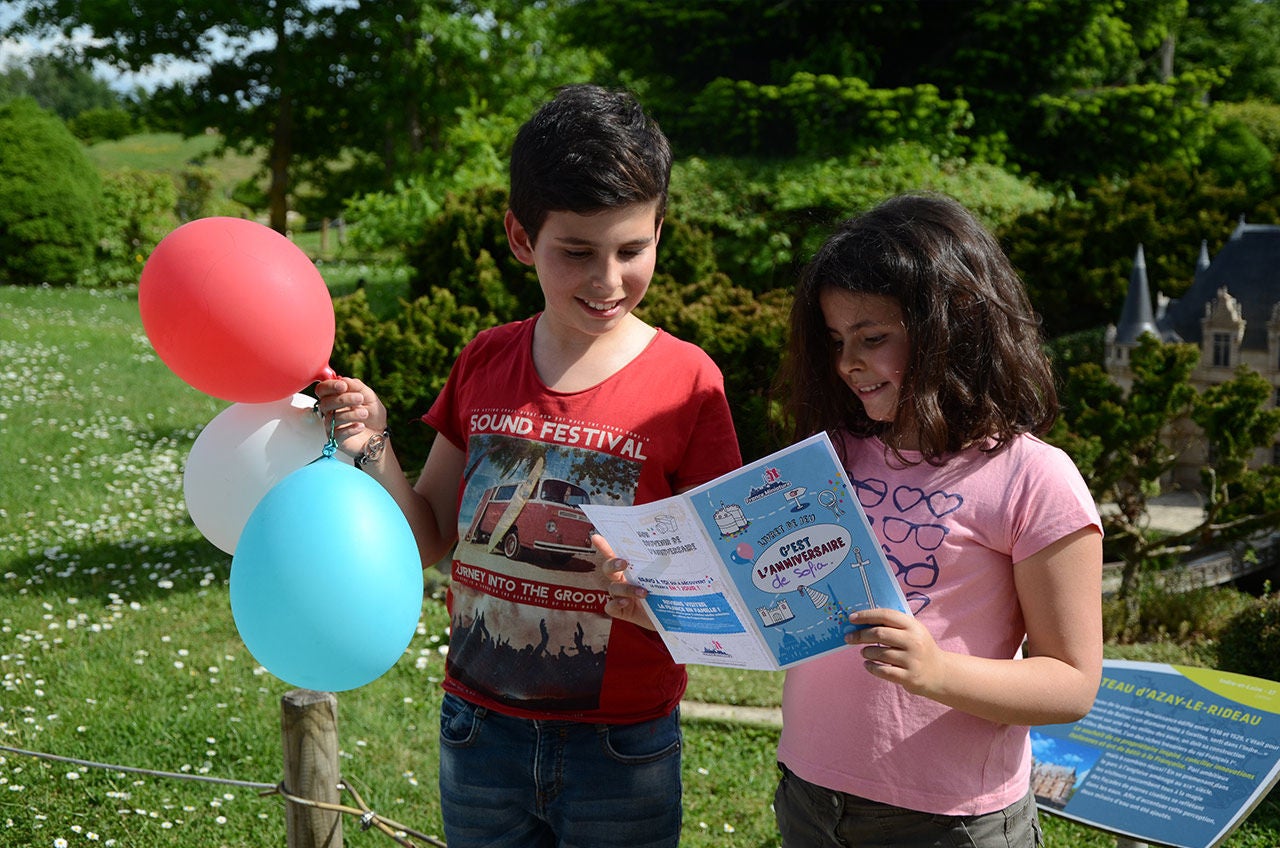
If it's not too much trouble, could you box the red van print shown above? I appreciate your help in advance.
[464,477,596,564]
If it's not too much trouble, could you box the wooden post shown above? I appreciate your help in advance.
[281,689,344,848]
[321,218,330,255]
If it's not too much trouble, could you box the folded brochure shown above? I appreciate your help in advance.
[580,432,910,670]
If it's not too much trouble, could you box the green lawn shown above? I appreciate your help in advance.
[2,283,1276,847]
[85,131,259,186]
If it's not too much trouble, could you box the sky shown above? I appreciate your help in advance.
[0,2,353,95]
[0,4,207,93]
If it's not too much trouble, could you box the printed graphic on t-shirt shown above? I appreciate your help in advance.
[447,429,643,712]
[851,474,963,615]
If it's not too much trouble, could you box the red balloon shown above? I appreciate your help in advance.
[139,217,336,403]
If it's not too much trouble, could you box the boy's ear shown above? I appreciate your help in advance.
[505,210,536,266]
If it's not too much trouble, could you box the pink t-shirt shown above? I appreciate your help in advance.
[424,316,741,723]
[777,431,1101,816]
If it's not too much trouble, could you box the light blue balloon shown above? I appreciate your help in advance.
[230,455,423,691]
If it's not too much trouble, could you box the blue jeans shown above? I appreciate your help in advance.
[774,764,1043,848]
[437,692,683,848]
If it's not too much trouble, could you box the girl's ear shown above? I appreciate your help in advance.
[505,210,536,266]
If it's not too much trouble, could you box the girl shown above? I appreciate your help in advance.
[771,192,1103,847]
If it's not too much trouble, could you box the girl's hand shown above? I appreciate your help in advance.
[591,533,657,631]
[845,607,947,698]
[313,377,388,457]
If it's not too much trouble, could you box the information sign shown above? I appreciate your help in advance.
[1032,660,1280,848]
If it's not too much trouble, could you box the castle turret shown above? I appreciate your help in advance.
[1114,244,1160,345]
[1106,245,1161,383]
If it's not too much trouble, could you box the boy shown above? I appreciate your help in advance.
[315,84,742,848]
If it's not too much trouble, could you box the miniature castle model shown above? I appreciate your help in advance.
[1106,218,1280,489]
[1030,759,1078,808]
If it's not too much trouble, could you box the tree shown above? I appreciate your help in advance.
[5,0,596,233]
[1052,336,1196,622]
[317,1,598,184]
[560,0,1276,194]
[1190,366,1280,538]
[1001,163,1252,338]
[1178,0,1280,102]
[1053,336,1280,632]
[557,1,902,113]
[6,0,336,232]
[327,0,605,234]
[0,53,119,119]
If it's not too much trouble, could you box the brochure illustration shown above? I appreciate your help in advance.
[580,432,910,670]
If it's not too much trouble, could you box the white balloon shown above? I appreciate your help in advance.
[183,393,353,554]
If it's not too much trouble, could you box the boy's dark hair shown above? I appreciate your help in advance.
[508,84,672,243]
[782,191,1057,463]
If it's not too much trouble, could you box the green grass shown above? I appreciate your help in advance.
[85,131,260,187]
[3,283,1277,848]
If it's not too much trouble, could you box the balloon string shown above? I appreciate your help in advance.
[321,402,338,458]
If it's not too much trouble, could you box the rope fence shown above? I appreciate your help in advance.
[0,689,446,848]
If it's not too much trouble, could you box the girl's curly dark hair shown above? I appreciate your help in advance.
[779,192,1057,464]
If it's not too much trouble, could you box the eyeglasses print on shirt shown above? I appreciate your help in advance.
[853,477,962,528]
[881,515,948,550]
[882,550,936,614]
[885,550,936,617]
[851,476,887,509]
[852,475,963,616]
[888,552,939,589]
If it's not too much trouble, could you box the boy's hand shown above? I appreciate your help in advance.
[591,533,657,631]
[314,377,388,458]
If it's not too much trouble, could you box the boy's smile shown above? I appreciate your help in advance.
[506,202,663,340]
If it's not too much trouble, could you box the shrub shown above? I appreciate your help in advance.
[344,177,444,256]
[640,268,792,462]
[670,146,1053,294]
[88,168,180,287]
[351,196,793,464]
[685,73,974,159]
[67,106,134,143]
[1024,70,1220,188]
[1104,584,1258,645]
[330,287,500,473]
[175,165,252,222]
[1214,100,1280,152]
[1199,116,1275,197]
[0,97,101,285]
[402,184,538,322]
[1215,590,1280,680]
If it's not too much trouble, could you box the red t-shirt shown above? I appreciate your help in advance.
[424,316,742,722]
